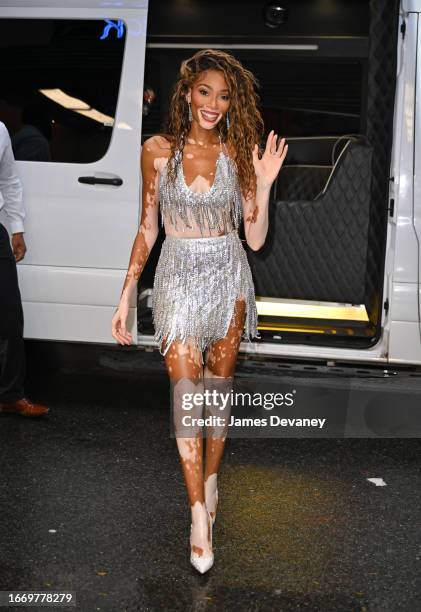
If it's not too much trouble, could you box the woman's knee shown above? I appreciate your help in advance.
[204,351,237,378]
[204,364,227,379]
[163,337,204,380]
[205,299,246,377]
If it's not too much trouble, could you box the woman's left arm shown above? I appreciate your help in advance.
[242,131,288,251]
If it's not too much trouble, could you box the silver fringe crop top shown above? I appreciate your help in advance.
[158,138,243,236]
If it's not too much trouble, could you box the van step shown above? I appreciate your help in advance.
[101,345,421,387]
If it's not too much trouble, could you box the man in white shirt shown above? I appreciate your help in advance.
[0,121,49,417]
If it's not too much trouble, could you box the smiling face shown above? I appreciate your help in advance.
[186,69,231,130]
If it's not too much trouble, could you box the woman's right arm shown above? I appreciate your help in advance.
[112,137,160,345]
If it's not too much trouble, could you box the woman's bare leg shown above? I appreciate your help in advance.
[203,299,246,522]
[162,338,212,560]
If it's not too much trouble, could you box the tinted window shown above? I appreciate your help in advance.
[0,19,126,163]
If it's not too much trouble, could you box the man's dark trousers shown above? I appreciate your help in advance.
[0,222,25,403]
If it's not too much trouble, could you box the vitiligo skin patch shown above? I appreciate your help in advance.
[168,298,245,557]
[119,133,263,561]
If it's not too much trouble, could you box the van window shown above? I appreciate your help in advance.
[0,19,126,163]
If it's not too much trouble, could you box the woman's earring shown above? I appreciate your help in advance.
[188,101,193,122]
[226,112,230,129]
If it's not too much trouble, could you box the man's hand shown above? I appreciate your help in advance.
[11,233,27,262]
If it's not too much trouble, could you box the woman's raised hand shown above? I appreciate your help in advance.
[111,301,132,345]
[252,130,288,190]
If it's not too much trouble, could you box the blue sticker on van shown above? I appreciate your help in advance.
[100,20,124,40]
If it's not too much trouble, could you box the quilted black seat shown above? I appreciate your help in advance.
[247,135,373,305]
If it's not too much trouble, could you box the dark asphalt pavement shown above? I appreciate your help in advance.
[1,344,421,611]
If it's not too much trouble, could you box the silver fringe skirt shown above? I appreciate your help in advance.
[152,230,260,359]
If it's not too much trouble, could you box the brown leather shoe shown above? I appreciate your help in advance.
[0,398,49,417]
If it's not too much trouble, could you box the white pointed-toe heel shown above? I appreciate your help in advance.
[209,488,218,526]
[190,509,214,574]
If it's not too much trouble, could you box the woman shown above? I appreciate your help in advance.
[111,49,288,574]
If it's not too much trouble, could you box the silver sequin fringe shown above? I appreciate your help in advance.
[159,150,243,236]
[152,230,260,361]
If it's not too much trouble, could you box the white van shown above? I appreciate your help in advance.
[0,0,420,366]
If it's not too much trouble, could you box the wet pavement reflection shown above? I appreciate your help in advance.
[0,346,420,611]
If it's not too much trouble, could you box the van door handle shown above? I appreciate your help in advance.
[78,176,123,186]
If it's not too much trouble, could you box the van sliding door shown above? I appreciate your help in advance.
[0,1,149,343]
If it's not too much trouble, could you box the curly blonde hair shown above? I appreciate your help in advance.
[163,49,264,200]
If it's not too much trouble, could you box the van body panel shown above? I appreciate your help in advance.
[0,4,148,344]
[390,282,419,321]
[389,321,421,364]
[390,13,417,286]
[17,266,134,308]
[388,11,421,362]
[229,337,390,363]
[402,0,421,11]
[0,1,147,8]
[138,333,390,364]
[414,12,421,339]
[22,303,136,344]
